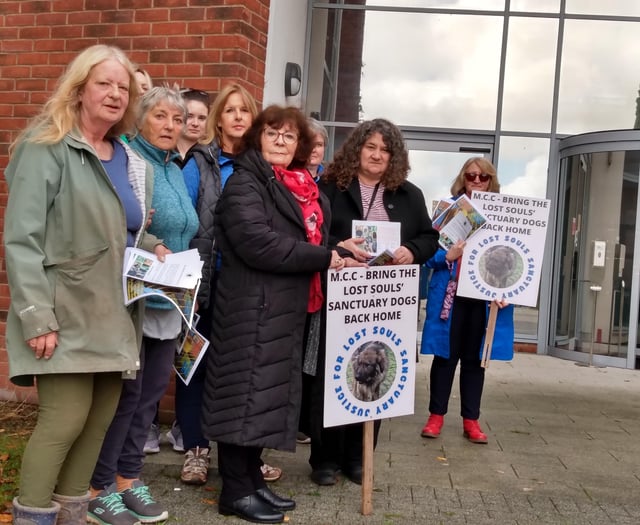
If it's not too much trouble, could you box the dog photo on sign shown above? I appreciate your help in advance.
[349,341,393,402]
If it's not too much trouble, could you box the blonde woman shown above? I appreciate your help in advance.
[5,45,165,523]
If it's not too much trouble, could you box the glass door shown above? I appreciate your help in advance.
[403,133,494,339]
[551,131,640,368]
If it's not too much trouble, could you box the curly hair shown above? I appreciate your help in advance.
[322,118,410,191]
[450,157,501,196]
[241,105,313,169]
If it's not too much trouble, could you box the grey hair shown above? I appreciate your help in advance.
[307,117,328,146]
[135,85,187,130]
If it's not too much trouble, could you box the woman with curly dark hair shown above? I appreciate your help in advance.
[307,118,439,486]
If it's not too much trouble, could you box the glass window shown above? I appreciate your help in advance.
[497,136,550,198]
[309,10,504,129]
[565,0,640,17]
[501,17,557,133]
[509,0,559,12]
[407,150,476,206]
[363,0,505,9]
[557,20,640,135]
[498,136,550,338]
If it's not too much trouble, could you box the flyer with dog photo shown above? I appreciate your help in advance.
[432,194,487,250]
[324,265,420,427]
[351,220,400,260]
[122,247,203,328]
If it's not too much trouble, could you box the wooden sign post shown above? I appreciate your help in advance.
[480,301,499,368]
[361,420,374,515]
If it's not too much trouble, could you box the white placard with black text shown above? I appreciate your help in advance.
[456,192,551,307]
[324,265,419,428]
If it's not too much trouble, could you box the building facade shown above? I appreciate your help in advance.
[2,0,640,401]
[301,1,640,369]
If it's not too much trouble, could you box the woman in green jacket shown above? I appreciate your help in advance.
[4,45,167,524]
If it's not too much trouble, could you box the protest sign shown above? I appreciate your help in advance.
[456,192,550,307]
[324,265,419,428]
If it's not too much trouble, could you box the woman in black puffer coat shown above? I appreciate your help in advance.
[201,105,349,525]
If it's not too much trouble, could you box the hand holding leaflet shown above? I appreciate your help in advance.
[351,220,401,266]
[433,194,487,250]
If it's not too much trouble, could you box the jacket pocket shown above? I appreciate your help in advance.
[50,246,110,281]
[52,245,126,343]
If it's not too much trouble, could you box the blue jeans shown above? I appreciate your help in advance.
[91,337,176,488]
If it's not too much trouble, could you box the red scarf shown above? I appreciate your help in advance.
[273,165,324,312]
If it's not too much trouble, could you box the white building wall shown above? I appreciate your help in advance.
[263,0,308,108]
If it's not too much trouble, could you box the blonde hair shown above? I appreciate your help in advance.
[10,45,139,154]
[450,157,500,196]
[203,83,258,146]
[135,68,153,92]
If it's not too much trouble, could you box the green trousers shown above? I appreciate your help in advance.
[18,372,122,508]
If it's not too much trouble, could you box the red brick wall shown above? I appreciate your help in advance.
[0,0,270,402]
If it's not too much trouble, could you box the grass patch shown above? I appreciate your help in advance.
[0,400,37,517]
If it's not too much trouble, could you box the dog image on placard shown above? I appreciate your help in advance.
[480,245,522,289]
[350,341,389,402]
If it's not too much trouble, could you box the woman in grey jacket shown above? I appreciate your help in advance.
[4,45,166,524]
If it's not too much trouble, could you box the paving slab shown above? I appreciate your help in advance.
[142,353,640,523]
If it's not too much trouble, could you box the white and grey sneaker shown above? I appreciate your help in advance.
[143,424,160,454]
[165,421,184,453]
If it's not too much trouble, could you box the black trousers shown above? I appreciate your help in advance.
[305,322,381,472]
[428,296,486,420]
[217,442,266,503]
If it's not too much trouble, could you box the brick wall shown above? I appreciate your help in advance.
[0,0,270,403]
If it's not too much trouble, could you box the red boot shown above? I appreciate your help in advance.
[420,414,444,438]
[463,418,488,444]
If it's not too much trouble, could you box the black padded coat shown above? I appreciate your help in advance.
[319,177,439,265]
[201,149,333,452]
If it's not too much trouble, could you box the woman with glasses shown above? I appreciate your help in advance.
[200,105,350,524]
[420,157,514,444]
[172,84,273,487]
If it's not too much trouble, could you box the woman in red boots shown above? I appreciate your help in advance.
[419,157,514,444]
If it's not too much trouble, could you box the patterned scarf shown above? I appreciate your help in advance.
[273,165,324,312]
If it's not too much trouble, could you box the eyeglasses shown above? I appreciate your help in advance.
[464,172,491,183]
[263,128,298,145]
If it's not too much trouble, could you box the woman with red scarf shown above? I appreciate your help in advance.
[200,105,351,524]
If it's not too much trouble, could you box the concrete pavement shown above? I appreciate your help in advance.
[142,353,640,524]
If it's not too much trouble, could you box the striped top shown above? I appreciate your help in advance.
[360,181,389,221]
